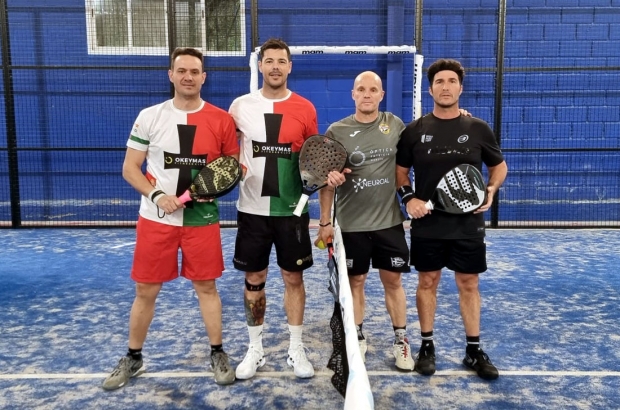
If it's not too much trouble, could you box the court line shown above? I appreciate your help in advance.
[2,370,620,380]
[109,242,136,249]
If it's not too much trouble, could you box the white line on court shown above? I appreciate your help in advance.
[1,370,620,380]
[110,242,136,249]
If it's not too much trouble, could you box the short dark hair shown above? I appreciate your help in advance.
[259,38,291,61]
[170,47,204,70]
[427,59,465,85]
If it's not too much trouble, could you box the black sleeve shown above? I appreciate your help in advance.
[476,120,505,167]
[396,118,421,168]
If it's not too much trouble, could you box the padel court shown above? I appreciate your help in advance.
[1,227,619,409]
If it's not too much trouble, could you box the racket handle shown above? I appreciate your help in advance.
[425,200,434,211]
[293,194,309,217]
[178,190,192,204]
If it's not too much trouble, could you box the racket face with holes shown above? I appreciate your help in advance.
[189,156,241,199]
[431,164,487,214]
[298,134,348,195]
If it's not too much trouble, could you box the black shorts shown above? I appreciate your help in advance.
[409,236,487,274]
[341,224,410,276]
[233,211,313,272]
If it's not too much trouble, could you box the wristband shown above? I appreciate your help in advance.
[148,189,165,203]
[319,222,332,227]
[397,185,415,206]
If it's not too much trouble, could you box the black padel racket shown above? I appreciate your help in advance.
[425,164,487,214]
[178,155,241,203]
[293,135,348,217]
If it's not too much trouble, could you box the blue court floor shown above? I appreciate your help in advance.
[1,228,619,409]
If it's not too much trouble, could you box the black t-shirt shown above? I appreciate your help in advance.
[396,113,505,239]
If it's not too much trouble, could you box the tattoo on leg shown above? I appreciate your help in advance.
[244,295,266,326]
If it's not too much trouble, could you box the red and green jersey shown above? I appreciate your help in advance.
[127,100,239,226]
[229,90,318,216]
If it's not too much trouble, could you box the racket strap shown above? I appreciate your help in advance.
[397,185,415,205]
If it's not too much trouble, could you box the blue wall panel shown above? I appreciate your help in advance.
[1,0,619,224]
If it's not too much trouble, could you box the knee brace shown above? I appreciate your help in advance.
[245,279,265,292]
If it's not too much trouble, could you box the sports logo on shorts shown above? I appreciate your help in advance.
[379,123,390,134]
[346,259,353,268]
[391,257,406,268]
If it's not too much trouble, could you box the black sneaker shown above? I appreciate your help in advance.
[463,349,499,380]
[414,348,436,376]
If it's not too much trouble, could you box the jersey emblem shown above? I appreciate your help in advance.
[458,134,469,143]
[421,134,433,143]
[349,130,361,137]
[379,123,390,134]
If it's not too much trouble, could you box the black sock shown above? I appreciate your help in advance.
[211,344,224,355]
[421,331,434,352]
[394,326,406,343]
[466,335,480,354]
[356,323,365,341]
[127,348,142,361]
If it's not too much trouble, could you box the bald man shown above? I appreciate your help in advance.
[317,71,414,371]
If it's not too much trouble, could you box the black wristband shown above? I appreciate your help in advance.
[319,222,332,227]
[397,185,415,206]
[149,190,165,203]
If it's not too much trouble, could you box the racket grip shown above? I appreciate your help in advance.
[425,200,434,210]
[293,194,309,217]
[178,190,192,204]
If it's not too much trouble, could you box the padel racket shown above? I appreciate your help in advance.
[293,135,348,216]
[425,164,487,214]
[178,155,241,203]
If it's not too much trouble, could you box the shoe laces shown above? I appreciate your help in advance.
[288,344,310,364]
[211,351,229,371]
[111,357,135,377]
[394,341,411,359]
[244,345,263,361]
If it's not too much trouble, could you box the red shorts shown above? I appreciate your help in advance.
[131,216,224,283]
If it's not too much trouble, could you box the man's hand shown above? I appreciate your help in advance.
[326,168,351,188]
[405,198,431,219]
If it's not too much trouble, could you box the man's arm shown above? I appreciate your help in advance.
[122,148,153,197]
[396,164,430,219]
[316,186,335,247]
[475,160,508,213]
[122,147,183,214]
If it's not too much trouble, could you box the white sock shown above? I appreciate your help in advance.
[248,324,263,350]
[288,324,303,350]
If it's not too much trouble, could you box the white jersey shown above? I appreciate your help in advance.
[127,99,238,226]
[229,90,318,216]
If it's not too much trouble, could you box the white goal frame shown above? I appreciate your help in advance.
[249,45,424,120]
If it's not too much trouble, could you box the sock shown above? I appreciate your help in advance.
[210,344,223,355]
[466,335,480,354]
[127,348,142,361]
[248,324,264,350]
[356,323,365,341]
[288,324,303,350]
[394,326,407,344]
[421,331,434,352]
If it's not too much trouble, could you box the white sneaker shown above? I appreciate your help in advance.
[358,339,367,363]
[287,344,314,378]
[393,339,415,371]
[235,344,265,380]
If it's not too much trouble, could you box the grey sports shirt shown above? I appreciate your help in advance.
[326,112,405,232]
